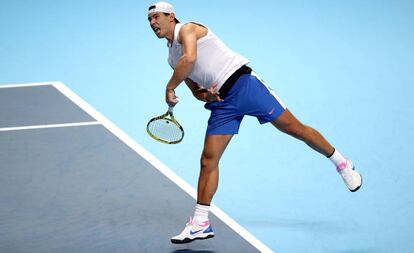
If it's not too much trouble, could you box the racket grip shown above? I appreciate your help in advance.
[168,105,174,114]
[168,97,178,114]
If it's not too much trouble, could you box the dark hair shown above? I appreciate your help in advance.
[163,12,180,23]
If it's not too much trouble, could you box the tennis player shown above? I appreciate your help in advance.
[148,1,362,244]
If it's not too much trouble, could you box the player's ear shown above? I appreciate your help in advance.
[169,13,176,22]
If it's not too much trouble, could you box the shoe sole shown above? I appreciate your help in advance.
[350,173,362,192]
[171,234,215,244]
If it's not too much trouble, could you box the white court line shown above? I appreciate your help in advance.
[47,81,272,253]
[0,82,56,89]
[0,122,100,132]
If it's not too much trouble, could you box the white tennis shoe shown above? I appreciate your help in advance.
[171,217,214,244]
[337,159,362,192]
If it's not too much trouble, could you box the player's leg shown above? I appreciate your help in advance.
[171,134,233,244]
[171,80,245,244]
[235,72,360,192]
[244,71,362,192]
[271,109,333,156]
[171,128,236,243]
[271,109,362,192]
[198,134,233,205]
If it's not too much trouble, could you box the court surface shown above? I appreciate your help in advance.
[1,1,414,252]
[0,83,271,253]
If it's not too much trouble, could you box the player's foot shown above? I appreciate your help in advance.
[337,159,362,192]
[171,216,214,244]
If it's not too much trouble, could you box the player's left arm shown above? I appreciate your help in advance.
[185,78,208,102]
[165,24,197,106]
[185,78,223,103]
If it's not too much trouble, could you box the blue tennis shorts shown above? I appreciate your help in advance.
[205,72,287,135]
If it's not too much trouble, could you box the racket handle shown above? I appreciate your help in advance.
[168,97,178,114]
[168,105,174,114]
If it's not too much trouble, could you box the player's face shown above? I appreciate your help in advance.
[148,12,171,39]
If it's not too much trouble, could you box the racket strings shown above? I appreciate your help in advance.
[148,118,183,143]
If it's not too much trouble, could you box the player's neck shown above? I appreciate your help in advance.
[166,23,176,45]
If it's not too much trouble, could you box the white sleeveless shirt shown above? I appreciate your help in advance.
[168,23,249,90]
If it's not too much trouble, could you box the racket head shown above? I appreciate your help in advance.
[146,111,184,144]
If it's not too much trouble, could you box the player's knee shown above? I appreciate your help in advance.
[200,153,218,171]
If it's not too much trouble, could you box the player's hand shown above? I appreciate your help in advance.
[166,89,179,107]
[205,84,223,103]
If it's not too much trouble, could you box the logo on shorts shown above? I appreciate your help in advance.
[268,107,275,115]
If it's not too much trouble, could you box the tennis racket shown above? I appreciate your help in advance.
[146,106,184,144]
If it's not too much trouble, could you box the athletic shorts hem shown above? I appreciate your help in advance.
[258,107,287,125]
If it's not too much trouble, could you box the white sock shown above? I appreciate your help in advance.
[328,148,347,170]
[193,203,210,224]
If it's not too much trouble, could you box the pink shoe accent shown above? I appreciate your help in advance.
[336,161,348,172]
[190,216,209,227]
[198,220,210,227]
